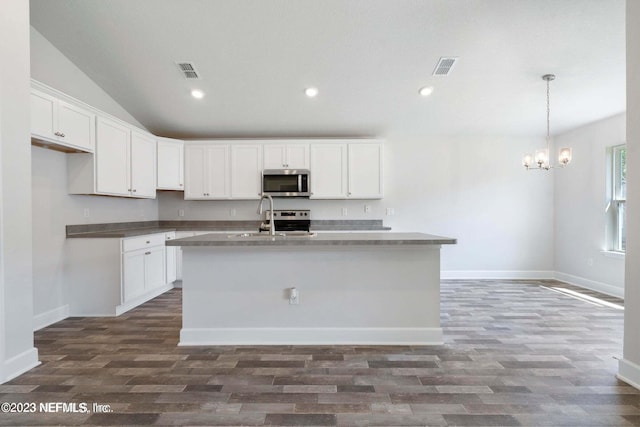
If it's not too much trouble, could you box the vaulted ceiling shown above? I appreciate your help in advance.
[30,0,625,140]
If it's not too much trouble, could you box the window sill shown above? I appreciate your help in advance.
[601,250,625,260]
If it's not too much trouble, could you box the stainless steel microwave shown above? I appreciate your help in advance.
[262,169,311,197]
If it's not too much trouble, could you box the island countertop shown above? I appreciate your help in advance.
[168,232,456,247]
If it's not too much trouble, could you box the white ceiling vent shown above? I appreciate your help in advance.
[432,57,458,76]
[176,62,200,79]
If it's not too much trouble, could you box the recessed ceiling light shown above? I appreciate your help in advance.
[419,86,434,97]
[191,89,205,99]
[305,87,319,98]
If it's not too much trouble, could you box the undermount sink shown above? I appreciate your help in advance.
[227,231,317,239]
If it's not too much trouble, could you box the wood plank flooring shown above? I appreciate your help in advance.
[1,280,638,426]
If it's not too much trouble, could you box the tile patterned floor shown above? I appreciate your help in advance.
[1,280,639,426]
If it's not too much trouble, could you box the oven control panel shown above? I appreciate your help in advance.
[265,210,310,220]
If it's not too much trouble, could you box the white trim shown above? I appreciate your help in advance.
[179,327,443,346]
[617,358,640,390]
[115,284,173,316]
[1,347,39,384]
[33,305,69,331]
[601,250,625,260]
[442,270,554,280]
[553,271,623,298]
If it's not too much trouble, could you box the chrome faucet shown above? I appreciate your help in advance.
[256,194,275,236]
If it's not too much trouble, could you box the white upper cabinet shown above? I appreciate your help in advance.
[31,89,95,153]
[310,140,384,200]
[310,143,348,199]
[157,137,184,190]
[68,116,156,199]
[130,131,157,198]
[185,143,263,200]
[263,143,309,169]
[95,116,131,196]
[184,144,231,199]
[231,144,262,199]
[206,145,231,198]
[348,142,384,199]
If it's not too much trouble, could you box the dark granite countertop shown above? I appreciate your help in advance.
[168,232,456,247]
[66,220,391,238]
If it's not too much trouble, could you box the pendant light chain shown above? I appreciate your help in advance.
[522,73,572,170]
[546,76,551,149]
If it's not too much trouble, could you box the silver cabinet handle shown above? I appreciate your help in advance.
[145,251,151,255]
[146,240,150,244]
[60,133,65,138]
[132,189,137,193]
[54,132,61,137]
[179,183,183,187]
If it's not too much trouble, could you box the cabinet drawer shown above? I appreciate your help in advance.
[122,233,165,252]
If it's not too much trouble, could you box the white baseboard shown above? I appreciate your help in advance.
[553,271,624,298]
[115,284,173,316]
[442,270,554,280]
[1,347,39,384]
[617,358,640,390]
[33,305,69,331]
[179,327,443,346]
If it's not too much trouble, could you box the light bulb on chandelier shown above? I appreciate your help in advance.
[523,74,572,170]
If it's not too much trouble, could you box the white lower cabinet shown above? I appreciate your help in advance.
[122,245,165,303]
[66,232,173,316]
[121,234,167,306]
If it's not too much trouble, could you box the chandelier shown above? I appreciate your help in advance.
[523,74,572,170]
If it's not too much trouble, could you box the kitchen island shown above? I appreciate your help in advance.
[168,232,456,346]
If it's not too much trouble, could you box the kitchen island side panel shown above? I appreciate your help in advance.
[180,245,442,345]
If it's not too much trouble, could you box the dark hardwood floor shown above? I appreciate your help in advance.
[1,279,638,426]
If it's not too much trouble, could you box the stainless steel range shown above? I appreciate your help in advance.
[265,209,310,233]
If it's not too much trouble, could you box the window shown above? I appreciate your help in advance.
[607,144,626,252]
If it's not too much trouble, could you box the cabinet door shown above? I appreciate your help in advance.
[96,117,130,196]
[206,145,231,198]
[286,144,310,169]
[348,143,383,199]
[123,250,146,302]
[144,246,166,291]
[58,100,96,152]
[184,145,207,199]
[263,144,287,169]
[130,131,157,198]
[310,143,348,198]
[157,138,184,190]
[30,90,57,141]
[231,144,262,199]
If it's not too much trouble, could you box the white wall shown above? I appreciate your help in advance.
[30,29,159,326]
[159,134,554,275]
[554,113,626,297]
[618,0,640,389]
[0,0,39,383]
[30,28,144,129]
